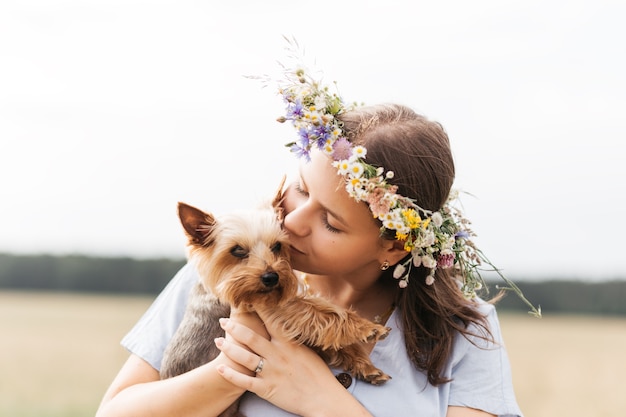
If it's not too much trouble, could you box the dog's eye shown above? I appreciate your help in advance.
[271,242,282,253]
[230,245,248,258]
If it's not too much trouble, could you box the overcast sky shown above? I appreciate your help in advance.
[1,0,624,281]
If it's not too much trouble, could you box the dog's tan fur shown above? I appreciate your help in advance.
[160,180,391,416]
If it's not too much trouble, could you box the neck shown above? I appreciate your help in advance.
[304,273,398,322]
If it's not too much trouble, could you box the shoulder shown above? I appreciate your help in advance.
[447,300,523,416]
[461,298,503,347]
[450,299,506,367]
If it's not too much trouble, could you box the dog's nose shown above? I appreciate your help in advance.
[260,272,279,287]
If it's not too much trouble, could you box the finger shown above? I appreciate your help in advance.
[214,337,263,374]
[253,311,292,343]
[229,310,269,339]
[219,317,272,356]
[217,364,258,392]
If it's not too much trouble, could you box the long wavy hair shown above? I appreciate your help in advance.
[339,104,493,386]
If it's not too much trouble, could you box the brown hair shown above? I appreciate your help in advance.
[339,103,491,386]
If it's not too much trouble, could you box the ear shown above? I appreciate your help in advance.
[177,202,217,246]
[271,175,287,221]
[379,239,410,268]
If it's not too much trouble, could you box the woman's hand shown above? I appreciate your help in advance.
[223,308,269,375]
[215,315,373,417]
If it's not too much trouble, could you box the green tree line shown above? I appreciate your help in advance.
[0,253,186,295]
[0,253,624,316]
[489,278,626,317]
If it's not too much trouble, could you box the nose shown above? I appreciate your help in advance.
[260,272,279,287]
[283,203,312,237]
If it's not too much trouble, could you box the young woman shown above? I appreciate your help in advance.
[96,69,528,417]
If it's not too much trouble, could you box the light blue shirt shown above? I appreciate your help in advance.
[122,263,523,417]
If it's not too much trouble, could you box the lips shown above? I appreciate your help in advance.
[289,245,306,256]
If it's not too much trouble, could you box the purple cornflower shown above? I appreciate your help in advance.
[455,231,470,239]
[312,125,331,149]
[287,99,304,119]
[290,142,310,161]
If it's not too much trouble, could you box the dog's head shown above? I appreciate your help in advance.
[178,177,298,310]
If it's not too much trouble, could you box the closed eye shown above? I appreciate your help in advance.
[230,245,249,258]
[295,180,341,233]
[322,213,341,233]
[294,182,308,196]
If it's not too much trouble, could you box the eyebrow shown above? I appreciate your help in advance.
[299,172,349,227]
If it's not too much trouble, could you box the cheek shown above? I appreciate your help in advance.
[314,234,372,261]
[307,239,378,275]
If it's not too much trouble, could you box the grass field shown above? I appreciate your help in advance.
[1,290,624,417]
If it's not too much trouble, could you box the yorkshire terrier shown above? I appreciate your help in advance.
[160,179,391,416]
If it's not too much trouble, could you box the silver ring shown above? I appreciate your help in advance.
[254,357,264,374]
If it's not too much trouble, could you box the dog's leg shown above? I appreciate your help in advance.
[263,297,390,351]
[260,298,392,384]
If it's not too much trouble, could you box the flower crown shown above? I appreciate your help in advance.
[275,66,540,317]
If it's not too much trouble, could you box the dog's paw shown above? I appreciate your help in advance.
[365,324,391,342]
[361,368,392,385]
[378,326,391,340]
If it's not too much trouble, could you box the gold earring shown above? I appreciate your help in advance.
[380,261,390,271]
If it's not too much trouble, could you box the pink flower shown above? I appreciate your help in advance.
[331,138,352,161]
[367,188,391,218]
[437,252,455,269]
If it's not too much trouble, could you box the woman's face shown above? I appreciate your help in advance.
[282,150,389,282]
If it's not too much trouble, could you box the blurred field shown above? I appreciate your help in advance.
[0,291,150,417]
[1,291,624,417]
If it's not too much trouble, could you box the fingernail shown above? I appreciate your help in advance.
[217,364,225,374]
[219,317,229,327]
[214,337,224,348]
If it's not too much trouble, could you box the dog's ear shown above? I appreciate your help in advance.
[272,175,287,221]
[177,202,217,245]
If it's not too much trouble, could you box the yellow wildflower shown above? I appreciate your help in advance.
[402,209,422,229]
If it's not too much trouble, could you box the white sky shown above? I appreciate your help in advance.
[1,0,624,281]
